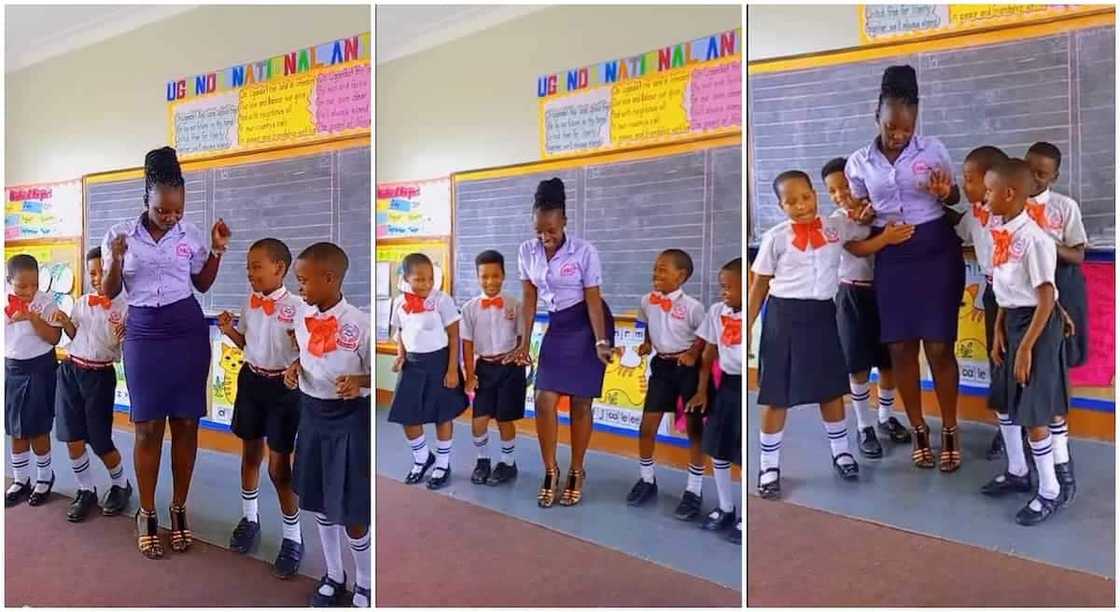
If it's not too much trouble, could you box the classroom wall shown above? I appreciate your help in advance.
[375,4,742,182]
[747,4,861,60]
[5,4,370,184]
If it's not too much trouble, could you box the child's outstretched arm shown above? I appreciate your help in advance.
[52,309,78,340]
[444,321,461,389]
[1013,283,1056,385]
[686,342,717,413]
[845,222,916,257]
[216,311,246,348]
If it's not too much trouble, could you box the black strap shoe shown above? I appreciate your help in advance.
[757,468,781,499]
[832,453,860,480]
[427,466,451,490]
[5,479,31,507]
[980,471,1032,496]
[229,516,261,553]
[273,537,304,579]
[471,458,492,485]
[28,472,55,507]
[404,452,435,485]
[674,490,703,521]
[309,572,348,607]
[700,506,737,531]
[986,430,1005,460]
[1015,494,1060,526]
[486,462,518,486]
[101,482,133,516]
[625,478,658,506]
[878,417,912,443]
[1055,460,1077,507]
[66,489,98,523]
[352,584,371,608]
[858,426,883,458]
[725,517,742,544]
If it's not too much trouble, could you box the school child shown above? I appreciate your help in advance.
[1024,141,1086,502]
[50,247,132,521]
[820,157,906,457]
[627,249,707,520]
[5,254,63,508]
[388,253,468,490]
[460,250,526,486]
[687,258,742,543]
[285,242,371,606]
[217,238,304,578]
[980,158,1069,525]
[748,170,913,500]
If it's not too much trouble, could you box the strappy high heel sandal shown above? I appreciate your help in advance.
[559,468,586,507]
[136,508,164,560]
[537,465,559,508]
[939,425,962,472]
[169,505,193,552]
[912,424,935,469]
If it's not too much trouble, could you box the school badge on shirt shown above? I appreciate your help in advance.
[504,306,517,320]
[176,242,192,258]
[670,304,687,320]
[278,304,296,323]
[823,227,840,243]
[109,311,123,324]
[338,323,360,351]
[560,262,579,277]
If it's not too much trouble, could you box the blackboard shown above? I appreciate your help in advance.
[453,143,742,313]
[748,26,1115,249]
[84,144,371,313]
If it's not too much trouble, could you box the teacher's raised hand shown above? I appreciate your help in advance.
[924,168,953,201]
[211,218,231,255]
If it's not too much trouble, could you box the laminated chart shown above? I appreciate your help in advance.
[375,178,451,239]
[859,4,1107,43]
[5,181,82,240]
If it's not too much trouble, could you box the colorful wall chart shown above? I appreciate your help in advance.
[374,239,452,345]
[5,181,82,240]
[375,179,451,238]
[858,4,1106,43]
[166,33,371,157]
[537,29,741,158]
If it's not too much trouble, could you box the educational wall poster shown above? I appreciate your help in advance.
[537,29,741,158]
[376,179,452,238]
[167,33,371,157]
[209,328,242,425]
[858,4,1106,44]
[374,239,452,344]
[1071,261,1115,387]
[3,241,82,349]
[954,258,991,387]
[5,181,83,240]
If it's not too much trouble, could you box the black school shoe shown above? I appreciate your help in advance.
[66,489,98,523]
[101,482,132,516]
[726,517,742,544]
[674,491,702,520]
[858,427,883,458]
[471,458,492,485]
[986,430,1005,460]
[309,572,348,607]
[229,517,261,553]
[273,537,304,579]
[1055,460,1077,507]
[832,453,859,480]
[427,466,451,490]
[1015,494,1060,526]
[878,417,911,443]
[626,478,658,506]
[701,507,736,532]
[486,462,518,486]
[980,471,1032,496]
[28,472,55,507]
[404,452,435,485]
[5,480,31,507]
[757,468,781,500]
[352,584,371,608]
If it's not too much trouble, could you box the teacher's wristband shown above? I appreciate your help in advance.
[595,339,609,348]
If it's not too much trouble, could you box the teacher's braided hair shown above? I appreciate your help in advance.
[878,65,919,117]
[534,177,566,216]
[143,146,184,206]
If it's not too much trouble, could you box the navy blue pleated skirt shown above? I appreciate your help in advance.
[293,394,371,526]
[1056,261,1088,367]
[5,350,58,438]
[757,297,849,408]
[872,217,965,344]
[989,307,1069,428]
[536,300,615,399]
[123,296,209,422]
[703,374,741,464]
[388,347,468,426]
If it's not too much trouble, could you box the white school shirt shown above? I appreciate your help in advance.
[236,286,301,371]
[954,202,1003,277]
[67,293,128,363]
[636,289,706,354]
[1027,189,1088,248]
[750,215,869,300]
[294,297,371,400]
[991,212,1059,309]
[460,292,522,357]
[697,302,743,376]
[5,291,61,360]
[828,209,874,283]
[389,290,461,354]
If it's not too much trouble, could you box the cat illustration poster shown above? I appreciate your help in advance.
[208,325,244,425]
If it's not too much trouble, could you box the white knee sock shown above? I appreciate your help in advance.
[824,420,854,465]
[1029,435,1060,505]
[10,449,30,486]
[998,413,1028,477]
[759,431,782,485]
[500,440,516,466]
[713,459,734,512]
[639,457,655,483]
[407,434,429,464]
[34,451,52,493]
[686,463,704,496]
[1049,417,1070,465]
[282,509,302,543]
[314,513,345,590]
[849,380,872,430]
[348,530,371,605]
[241,487,260,522]
[434,439,452,471]
[70,451,94,492]
[878,387,896,424]
[107,460,127,488]
[473,433,490,460]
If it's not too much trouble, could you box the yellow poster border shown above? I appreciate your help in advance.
[857,4,1107,46]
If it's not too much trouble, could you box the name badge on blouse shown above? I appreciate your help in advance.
[176,243,192,258]
[559,262,579,277]
[911,160,930,175]
[338,323,360,351]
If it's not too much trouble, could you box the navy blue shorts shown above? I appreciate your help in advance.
[55,361,118,455]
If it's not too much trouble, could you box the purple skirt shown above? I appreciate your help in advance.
[872,217,965,344]
[535,300,615,399]
[123,296,210,422]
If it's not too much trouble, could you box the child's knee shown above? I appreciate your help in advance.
[267,454,292,485]
[345,523,368,539]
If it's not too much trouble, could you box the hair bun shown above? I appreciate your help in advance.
[145,146,179,171]
[881,65,918,100]
[535,177,566,208]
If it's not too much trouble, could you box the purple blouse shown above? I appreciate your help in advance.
[518,235,603,312]
[101,216,209,308]
[845,134,955,227]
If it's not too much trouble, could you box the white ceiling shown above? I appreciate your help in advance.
[5,5,196,73]
[375,4,545,65]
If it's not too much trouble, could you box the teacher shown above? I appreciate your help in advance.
[101,147,230,559]
[844,66,966,472]
[509,178,615,508]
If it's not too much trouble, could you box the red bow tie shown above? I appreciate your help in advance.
[251,294,276,315]
[649,292,673,312]
[792,218,826,251]
[972,202,991,227]
[991,229,1012,267]
[305,316,339,357]
[481,296,504,310]
[5,295,28,319]
[88,295,112,310]
[1026,200,1048,229]
[402,293,427,314]
[721,315,742,346]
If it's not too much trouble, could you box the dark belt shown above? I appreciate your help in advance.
[68,355,115,371]
[247,363,287,379]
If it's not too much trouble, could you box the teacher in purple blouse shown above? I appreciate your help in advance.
[844,66,965,473]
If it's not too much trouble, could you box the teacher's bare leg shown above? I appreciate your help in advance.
[133,419,166,512]
[568,397,594,472]
[923,341,959,428]
[534,390,560,469]
[169,417,200,507]
[887,340,925,429]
